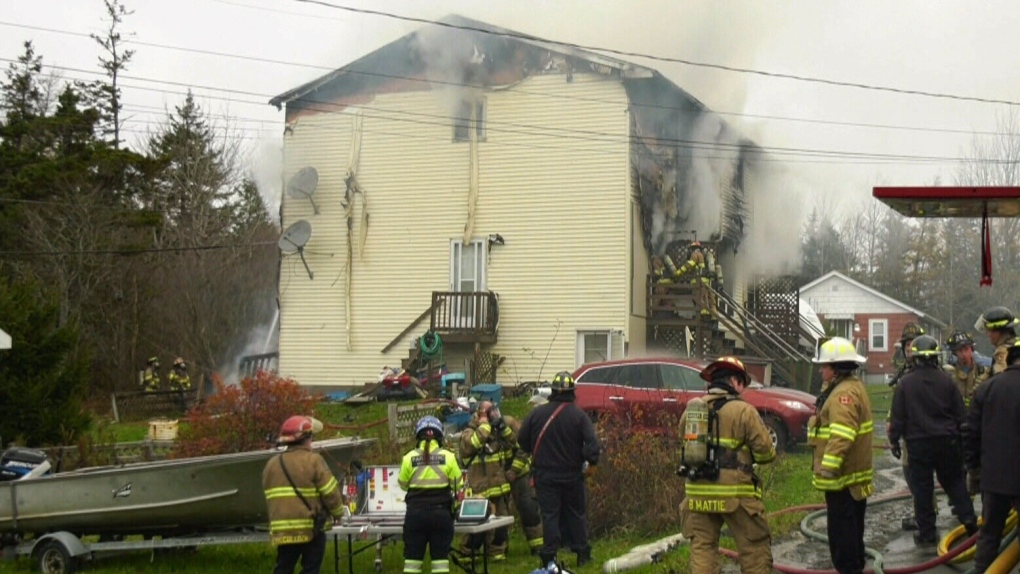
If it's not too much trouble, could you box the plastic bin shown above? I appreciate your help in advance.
[469,384,502,405]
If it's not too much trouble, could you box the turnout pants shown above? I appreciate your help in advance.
[274,530,326,574]
[905,437,976,540]
[461,495,510,559]
[974,492,1019,573]
[404,504,454,574]
[681,497,772,574]
[533,471,590,565]
[510,472,544,553]
[825,489,867,574]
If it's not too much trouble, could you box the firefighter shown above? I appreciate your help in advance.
[675,241,715,317]
[810,337,874,574]
[943,330,989,408]
[262,415,345,574]
[505,415,544,555]
[168,357,192,391]
[459,400,514,561]
[964,339,1020,573]
[518,371,600,569]
[887,322,928,532]
[974,306,1019,375]
[888,335,977,546]
[141,356,161,392]
[678,356,776,574]
[399,415,463,574]
[651,255,674,316]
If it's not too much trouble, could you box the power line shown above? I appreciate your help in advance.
[9,58,1011,166]
[289,0,1020,107]
[0,241,277,257]
[0,19,1010,138]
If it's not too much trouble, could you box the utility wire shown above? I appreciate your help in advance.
[289,0,1020,107]
[0,19,1010,138]
[0,241,277,257]
[6,58,1010,166]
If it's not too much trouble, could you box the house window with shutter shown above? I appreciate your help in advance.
[869,319,888,352]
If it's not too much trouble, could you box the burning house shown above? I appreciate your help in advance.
[269,15,809,388]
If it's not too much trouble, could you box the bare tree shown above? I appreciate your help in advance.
[89,0,135,147]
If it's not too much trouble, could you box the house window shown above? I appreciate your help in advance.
[577,331,611,367]
[830,319,853,340]
[869,319,888,352]
[453,98,486,142]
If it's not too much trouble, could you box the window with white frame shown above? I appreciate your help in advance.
[869,319,888,352]
[449,240,486,328]
[830,319,853,340]
[575,330,624,368]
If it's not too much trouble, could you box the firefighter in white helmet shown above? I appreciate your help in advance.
[678,356,775,574]
[809,337,874,574]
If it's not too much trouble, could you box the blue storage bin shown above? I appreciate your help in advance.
[445,411,472,430]
[469,384,502,405]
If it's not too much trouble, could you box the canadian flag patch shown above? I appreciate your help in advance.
[839,395,852,405]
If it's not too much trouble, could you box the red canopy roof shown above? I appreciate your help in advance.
[873,187,1020,218]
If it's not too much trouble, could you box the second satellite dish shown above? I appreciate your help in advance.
[279,219,314,280]
[286,166,320,214]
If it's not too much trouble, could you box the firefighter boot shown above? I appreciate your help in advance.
[576,546,592,567]
[539,553,556,569]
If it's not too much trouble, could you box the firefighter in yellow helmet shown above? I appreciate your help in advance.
[809,337,874,574]
[168,357,192,391]
[675,241,716,317]
[458,400,514,561]
[399,416,463,574]
[943,330,989,408]
[974,306,1019,375]
[262,415,344,574]
[141,356,161,392]
[679,356,775,574]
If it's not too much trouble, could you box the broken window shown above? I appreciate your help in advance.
[453,98,486,142]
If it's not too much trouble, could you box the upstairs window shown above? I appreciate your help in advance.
[453,98,486,142]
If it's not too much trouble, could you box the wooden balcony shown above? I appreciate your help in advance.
[430,291,499,344]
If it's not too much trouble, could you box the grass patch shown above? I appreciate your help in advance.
[760,451,824,537]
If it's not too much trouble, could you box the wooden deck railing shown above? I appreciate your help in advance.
[430,291,499,344]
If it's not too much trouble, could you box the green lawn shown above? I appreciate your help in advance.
[5,394,828,573]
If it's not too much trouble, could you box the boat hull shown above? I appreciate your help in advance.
[0,437,375,537]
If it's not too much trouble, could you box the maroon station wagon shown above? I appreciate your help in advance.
[572,358,817,452]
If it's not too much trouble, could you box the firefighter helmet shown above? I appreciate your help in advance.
[147,356,159,366]
[814,337,866,364]
[910,335,941,360]
[946,330,975,351]
[414,415,444,442]
[551,371,575,391]
[277,415,322,445]
[975,306,1020,332]
[691,240,702,248]
[1007,338,1020,365]
[900,322,925,343]
[699,356,749,384]
[173,357,186,368]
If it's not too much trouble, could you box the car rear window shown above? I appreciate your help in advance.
[576,365,622,384]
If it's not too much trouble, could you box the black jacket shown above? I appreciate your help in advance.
[518,393,600,478]
[889,364,965,443]
[964,365,1020,496]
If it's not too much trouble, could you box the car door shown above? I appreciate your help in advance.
[574,365,626,415]
[615,363,663,423]
[659,362,707,415]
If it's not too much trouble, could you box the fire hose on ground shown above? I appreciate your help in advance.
[603,491,1019,574]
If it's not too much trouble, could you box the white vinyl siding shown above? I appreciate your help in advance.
[869,319,888,352]
[278,74,630,386]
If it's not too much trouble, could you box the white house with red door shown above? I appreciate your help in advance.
[800,271,945,384]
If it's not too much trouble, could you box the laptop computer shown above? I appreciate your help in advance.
[456,498,490,523]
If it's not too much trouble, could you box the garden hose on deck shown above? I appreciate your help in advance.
[938,508,1017,564]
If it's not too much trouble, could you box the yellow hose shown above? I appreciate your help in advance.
[986,538,1019,574]
[938,509,1017,563]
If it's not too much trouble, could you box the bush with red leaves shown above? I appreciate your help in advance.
[171,371,320,458]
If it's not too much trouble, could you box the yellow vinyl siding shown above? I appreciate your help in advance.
[279,74,631,386]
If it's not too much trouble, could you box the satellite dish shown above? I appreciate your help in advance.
[286,167,320,214]
[278,219,314,279]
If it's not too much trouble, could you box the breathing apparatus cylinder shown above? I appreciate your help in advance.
[681,397,710,468]
[664,254,679,276]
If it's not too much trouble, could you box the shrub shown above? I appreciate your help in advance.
[588,405,686,536]
[171,371,320,458]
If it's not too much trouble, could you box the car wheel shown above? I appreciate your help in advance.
[762,416,788,454]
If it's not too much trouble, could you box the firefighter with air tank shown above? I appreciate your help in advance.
[678,356,776,574]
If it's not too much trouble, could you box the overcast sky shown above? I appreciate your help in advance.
[3,0,1020,217]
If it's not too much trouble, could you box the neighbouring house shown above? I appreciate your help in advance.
[269,15,780,388]
[800,271,946,383]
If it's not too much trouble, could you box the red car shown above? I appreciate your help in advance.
[571,358,817,452]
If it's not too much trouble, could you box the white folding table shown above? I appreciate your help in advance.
[329,515,515,574]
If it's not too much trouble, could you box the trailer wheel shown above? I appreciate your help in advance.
[35,540,77,574]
